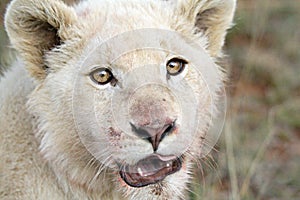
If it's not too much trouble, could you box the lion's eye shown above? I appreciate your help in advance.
[90,68,115,85]
[166,58,187,76]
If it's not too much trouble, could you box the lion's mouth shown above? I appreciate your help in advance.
[119,154,182,187]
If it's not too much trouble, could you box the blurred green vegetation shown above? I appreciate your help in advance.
[192,0,300,199]
[0,0,10,76]
[0,0,299,199]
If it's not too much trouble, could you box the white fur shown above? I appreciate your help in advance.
[1,0,236,199]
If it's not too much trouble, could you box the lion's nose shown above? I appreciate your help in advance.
[130,121,176,151]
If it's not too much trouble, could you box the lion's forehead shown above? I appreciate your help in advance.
[74,0,173,40]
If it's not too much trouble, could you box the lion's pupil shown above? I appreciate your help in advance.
[100,72,107,79]
[169,62,180,71]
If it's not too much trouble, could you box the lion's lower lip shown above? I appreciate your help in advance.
[119,154,182,188]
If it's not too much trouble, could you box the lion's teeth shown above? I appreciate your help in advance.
[138,167,146,176]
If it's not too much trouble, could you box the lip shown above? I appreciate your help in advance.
[119,154,182,188]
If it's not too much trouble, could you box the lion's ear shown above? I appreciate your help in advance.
[176,0,236,57]
[5,0,77,80]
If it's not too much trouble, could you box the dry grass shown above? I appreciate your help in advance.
[191,0,300,199]
[1,0,299,199]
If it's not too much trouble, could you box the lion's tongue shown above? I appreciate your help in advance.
[120,154,181,188]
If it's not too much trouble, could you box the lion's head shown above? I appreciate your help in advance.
[5,0,235,199]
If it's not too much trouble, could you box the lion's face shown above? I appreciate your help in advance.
[73,45,214,187]
[5,0,235,199]
[32,30,218,199]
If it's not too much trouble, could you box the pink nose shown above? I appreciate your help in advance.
[130,120,176,151]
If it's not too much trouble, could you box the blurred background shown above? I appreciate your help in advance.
[1,0,299,199]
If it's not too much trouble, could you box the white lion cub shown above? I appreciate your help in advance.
[0,0,235,199]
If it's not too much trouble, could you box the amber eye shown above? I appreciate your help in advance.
[166,58,187,76]
[90,68,114,85]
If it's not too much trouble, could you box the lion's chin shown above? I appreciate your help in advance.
[119,154,182,188]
